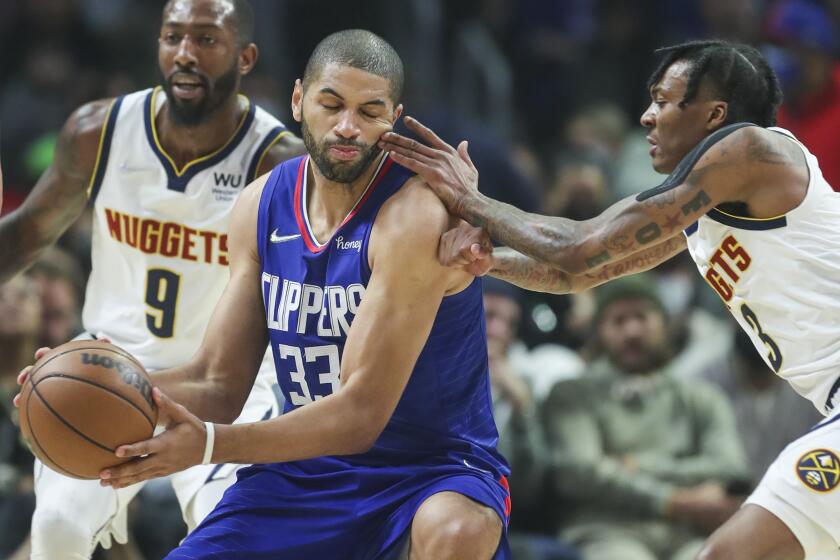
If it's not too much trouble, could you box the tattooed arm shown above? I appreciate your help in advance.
[0,100,110,282]
[490,235,687,294]
[437,221,687,293]
[381,119,802,275]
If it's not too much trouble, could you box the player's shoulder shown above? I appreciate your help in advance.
[64,98,115,142]
[54,98,119,174]
[377,174,451,239]
[709,124,797,164]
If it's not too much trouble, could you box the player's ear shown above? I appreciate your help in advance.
[706,101,728,130]
[291,79,303,123]
[392,103,403,124]
[238,43,258,76]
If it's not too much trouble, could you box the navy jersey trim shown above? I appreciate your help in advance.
[684,221,699,236]
[247,126,289,183]
[143,87,256,192]
[705,208,787,230]
[87,96,124,205]
[637,122,757,202]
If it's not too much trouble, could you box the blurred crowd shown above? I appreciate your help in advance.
[1,0,838,558]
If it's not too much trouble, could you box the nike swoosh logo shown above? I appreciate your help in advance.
[270,230,301,243]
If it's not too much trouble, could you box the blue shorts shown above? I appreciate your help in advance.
[166,456,511,559]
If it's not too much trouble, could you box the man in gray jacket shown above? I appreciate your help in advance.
[543,275,748,560]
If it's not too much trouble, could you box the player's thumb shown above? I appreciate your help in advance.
[470,242,491,259]
[456,140,475,170]
[153,387,188,425]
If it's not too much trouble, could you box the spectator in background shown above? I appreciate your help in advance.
[652,252,734,380]
[0,275,41,558]
[519,157,609,351]
[766,0,840,190]
[26,247,85,348]
[699,325,822,486]
[543,275,748,560]
[483,278,580,560]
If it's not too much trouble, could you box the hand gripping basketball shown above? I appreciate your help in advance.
[16,340,158,479]
[100,387,209,489]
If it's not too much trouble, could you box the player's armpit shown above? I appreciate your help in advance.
[150,176,270,424]
[490,235,687,294]
[0,99,112,282]
[210,180,462,465]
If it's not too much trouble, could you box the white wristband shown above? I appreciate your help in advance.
[201,422,215,465]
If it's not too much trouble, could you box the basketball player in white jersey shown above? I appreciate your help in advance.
[2,0,303,557]
[382,39,840,559]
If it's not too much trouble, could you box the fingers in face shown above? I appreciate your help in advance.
[402,117,454,152]
[379,132,440,159]
[387,151,433,177]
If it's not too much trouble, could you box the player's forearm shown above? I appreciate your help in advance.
[460,193,589,273]
[489,247,576,294]
[152,364,241,424]
[212,388,380,464]
[0,210,58,282]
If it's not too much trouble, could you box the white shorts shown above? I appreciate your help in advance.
[746,413,840,558]
[31,347,280,554]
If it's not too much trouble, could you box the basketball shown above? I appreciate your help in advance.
[18,340,158,480]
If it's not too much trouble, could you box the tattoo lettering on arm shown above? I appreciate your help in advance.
[460,127,751,275]
[489,235,688,294]
[635,222,662,245]
[580,235,687,289]
[585,250,611,269]
[490,247,575,294]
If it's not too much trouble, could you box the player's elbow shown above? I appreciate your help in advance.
[339,394,388,454]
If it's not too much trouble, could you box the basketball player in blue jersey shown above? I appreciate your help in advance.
[84,30,511,559]
[6,0,304,557]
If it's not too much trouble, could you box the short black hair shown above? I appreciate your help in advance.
[303,29,404,103]
[229,0,254,46]
[594,274,666,326]
[162,0,254,46]
[647,40,783,127]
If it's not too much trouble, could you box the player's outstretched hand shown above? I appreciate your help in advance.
[100,387,206,489]
[378,117,478,217]
[438,223,493,276]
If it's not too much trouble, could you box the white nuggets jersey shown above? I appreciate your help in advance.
[685,127,840,414]
[83,87,289,370]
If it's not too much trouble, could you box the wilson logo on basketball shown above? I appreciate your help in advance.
[80,353,154,408]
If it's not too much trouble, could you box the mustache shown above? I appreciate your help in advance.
[322,138,368,150]
[167,68,209,87]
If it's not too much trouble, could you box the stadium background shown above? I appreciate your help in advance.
[0,0,838,558]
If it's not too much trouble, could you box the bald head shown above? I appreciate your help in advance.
[163,0,254,46]
[303,29,404,102]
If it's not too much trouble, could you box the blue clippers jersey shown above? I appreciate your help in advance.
[256,155,508,474]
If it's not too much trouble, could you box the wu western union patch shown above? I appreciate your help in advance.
[796,449,840,492]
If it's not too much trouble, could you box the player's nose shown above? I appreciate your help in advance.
[173,36,199,68]
[333,111,361,140]
[640,104,656,128]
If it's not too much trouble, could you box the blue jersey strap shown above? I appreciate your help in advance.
[636,122,757,202]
